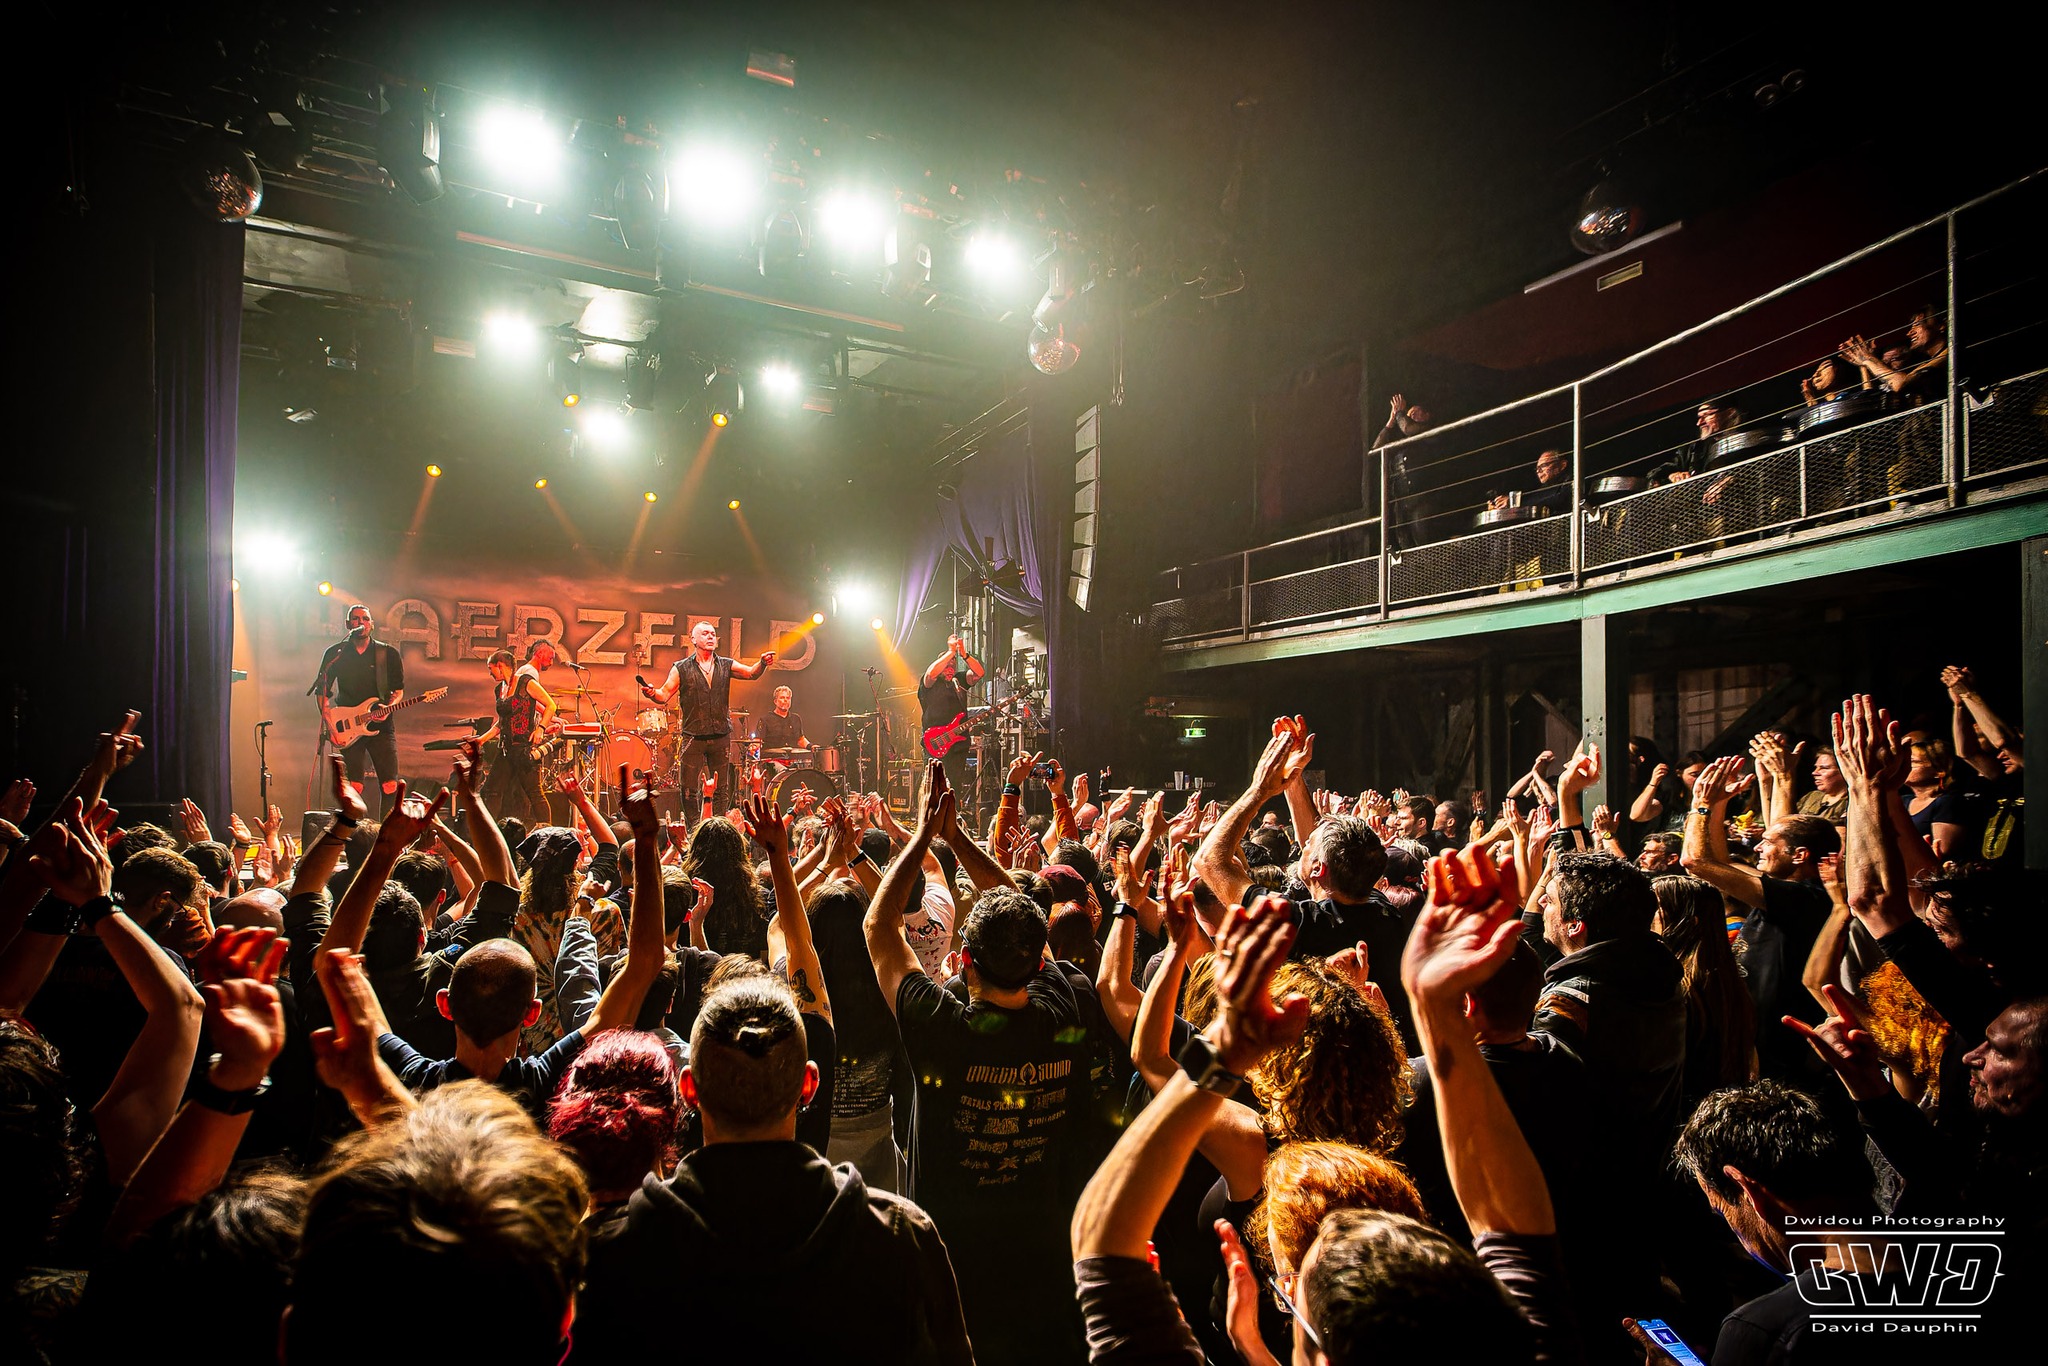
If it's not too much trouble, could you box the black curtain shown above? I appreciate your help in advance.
[11,160,241,825]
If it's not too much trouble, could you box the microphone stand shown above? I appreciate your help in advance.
[255,720,274,816]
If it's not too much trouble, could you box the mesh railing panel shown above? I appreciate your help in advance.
[1585,446,1805,569]
[1964,372,2047,478]
[1801,404,1946,513]
[1389,515,1570,605]
[1152,586,1241,643]
[1249,558,1379,629]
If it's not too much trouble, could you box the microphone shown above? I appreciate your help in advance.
[256,719,274,729]
[635,674,650,688]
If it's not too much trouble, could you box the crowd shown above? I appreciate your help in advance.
[0,657,2038,1366]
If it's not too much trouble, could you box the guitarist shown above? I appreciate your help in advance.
[476,643,558,826]
[313,603,406,816]
[919,632,985,794]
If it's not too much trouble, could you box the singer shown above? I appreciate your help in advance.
[311,603,406,816]
[639,620,776,825]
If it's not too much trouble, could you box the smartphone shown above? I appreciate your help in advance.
[1032,762,1057,779]
[1632,1319,1707,1366]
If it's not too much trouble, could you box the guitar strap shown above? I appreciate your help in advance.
[373,640,390,705]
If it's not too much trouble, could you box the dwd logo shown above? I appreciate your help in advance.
[1788,1242,2002,1308]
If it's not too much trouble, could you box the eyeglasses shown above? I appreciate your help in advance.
[1269,1272,1324,1353]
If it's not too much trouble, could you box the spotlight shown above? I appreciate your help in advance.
[1028,323,1082,375]
[704,366,743,426]
[582,405,629,450]
[482,312,541,358]
[237,531,297,575]
[562,392,581,408]
[318,581,334,596]
[712,412,729,428]
[1569,178,1642,255]
[476,105,561,188]
[727,499,741,510]
[230,578,241,592]
[811,612,826,625]
[535,478,549,490]
[426,464,442,477]
[965,232,1023,282]
[818,191,888,253]
[644,491,658,502]
[759,363,801,399]
[869,617,885,631]
[671,146,758,225]
[835,582,875,614]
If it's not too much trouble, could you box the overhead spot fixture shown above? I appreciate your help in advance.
[535,477,549,490]
[562,391,581,407]
[317,581,334,596]
[965,232,1023,283]
[644,490,658,502]
[1569,176,1642,255]
[817,191,888,254]
[482,312,541,359]
[582,405,629,450]
[759,363,800,399]
[869,617,885,631]
[672,146,758,226]
[425,464,442,477]
[237,531,298,576]
[811,612,826,626]
[711,412,729,428]
[727,499,741,510]
[477,105,562,189]
[704,366,742,427]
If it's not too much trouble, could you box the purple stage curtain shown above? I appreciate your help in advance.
[891,422,1043,647]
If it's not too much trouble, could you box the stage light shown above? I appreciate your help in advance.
[704,366,742,427]
[672,146,757,225]
[426,464,442,477]
[835,582,875,614]
[317,581,333,596]
[482,311,541,358]
[644,490,658,502]
[582,405,629,450]
[869,617,885,631]
[237,531,297,576]
[759,363,800,399]
[535,478,549,490]
[1028,323,1082,375]
[811,612,826,625]
[562,392,580,407]
[966,232,1023,282]
[476,105,561,187]
[727,499,740,510]
[712,411,729,427]
[818,191,888,252]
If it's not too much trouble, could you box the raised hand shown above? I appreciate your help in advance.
[374,783,446,851]
[196,927,289,1090]
[558,771,585,800]
[1818,851,1846,905]
[1526,803,1555,852]
[1939,664,1973,699]
[919,760,956,836]
[1692,754,1753,807]
[1208,895,1310,1075]
[1042,757,1066,792]
[1161,885,1209,957]
[1214,1220,1268,1366]
[174,797,212,845]
[1557,742,1600,796]
[228,813,256,847]
[1007,750,1044,788]
[742,793,791,857]
[1324,939,1388,1013]
[261,805,284,840]
[690,878,714,919]
[1103,788,1136,825]
[1748,730,1789,779]
[28,798,116,906]
[1404,846,1524,1006]
[87,710,145,780]
[329,754,370,826]
[1783,983,1888,1102]
[1501,797,1529,840]
[1140,789,1165,836]
[618,764,659,837]
[1831,694,1907,789]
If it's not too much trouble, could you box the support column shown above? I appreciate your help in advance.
[1580,613,1631,818]
[2024,537,2046,869]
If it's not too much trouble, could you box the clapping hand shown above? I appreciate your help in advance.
[1324,939,1388,1015]
[1831,694,1907,789]
[195,927,289,1090]
[742,793,792,858]
[329,755,370,826]
[374,783,447,850]
[1404,846,1524,1008]
[1206,895,1310,1075]
[1692,754,1754,808]
[1589,804,1617,839]
[175,797,212,845]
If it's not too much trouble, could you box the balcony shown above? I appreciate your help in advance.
[1151,175,2046,664]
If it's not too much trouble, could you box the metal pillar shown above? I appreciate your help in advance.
[1579,613,1632,818]
[2024,536,2047,869]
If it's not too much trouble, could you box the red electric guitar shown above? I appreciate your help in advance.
[921,705,992,758]
[321,688,449,750]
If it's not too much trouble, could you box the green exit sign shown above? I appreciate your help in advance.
[1182,725,1208,740]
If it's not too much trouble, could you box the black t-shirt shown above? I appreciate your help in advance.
[894,969,1091,1230]
[1290,893,1420,1054]
[1737,877,1832,1081]
[378,1028,587,1119]
[757,709,804,751]
[918,670,970,730]
[320,637,404,709]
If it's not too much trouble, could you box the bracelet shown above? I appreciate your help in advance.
[1002,784,1021,797]
[190,1058,272,1115]
[330,809,358,829]
[25,893,80,936]
[1690,805,1713,816]
[1560,823,1587,835]
[77,893,121,930]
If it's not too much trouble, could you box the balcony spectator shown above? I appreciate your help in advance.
[1486,447,1573,518]
[1374,392,1435,548]
[1798,351,1866,408]
[1648,401,1743,485]
[1841,308,1947,404]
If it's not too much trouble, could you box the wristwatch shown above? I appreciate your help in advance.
[190,1057,272,1115]
[1111,902,1141,922]
[1176,1034,1245,1098]
[76,893,122,931]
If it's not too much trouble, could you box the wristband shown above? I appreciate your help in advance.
[1560,823,1587,835]
[330,809,359,829]
[25,893,81,936]
[1176,1034,1245,1098]
[1690,805,1713,817]
[1002,784,1021,797]
[1112,902,1140,922]
[76,893,121,930]
[190,1058,272,1115]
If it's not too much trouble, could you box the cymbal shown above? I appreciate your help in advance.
[553,686,606,696]
[729,708,750,717]
[833,711,877,720]
[421,738,470,752]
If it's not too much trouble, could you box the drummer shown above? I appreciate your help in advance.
[755,686,811,753]
[1486,446,1573,518]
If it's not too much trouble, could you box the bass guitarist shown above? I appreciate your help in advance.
[476,643,559,826]
[919,632,985,794]
[312,603,405,816]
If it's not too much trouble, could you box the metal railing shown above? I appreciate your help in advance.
[1151,173,2045,649]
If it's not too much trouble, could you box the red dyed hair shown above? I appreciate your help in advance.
[546,1030,682,1194]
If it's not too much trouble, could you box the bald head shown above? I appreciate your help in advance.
[215,888,286,934]
[445,939,539,1044]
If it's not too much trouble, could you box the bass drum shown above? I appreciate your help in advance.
[770,765,840,810]
[599,733,657,790]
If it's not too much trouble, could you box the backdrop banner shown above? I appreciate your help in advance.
[232,549,842,818]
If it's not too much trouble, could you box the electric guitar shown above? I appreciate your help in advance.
[321,688,449,750]
[921,706,991,758]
